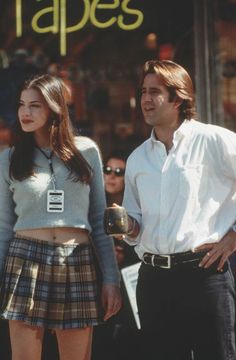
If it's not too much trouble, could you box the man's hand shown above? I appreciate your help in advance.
[194,230,236,271]
[108,203,140,240]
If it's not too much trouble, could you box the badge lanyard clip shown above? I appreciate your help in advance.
[37,147,64,212]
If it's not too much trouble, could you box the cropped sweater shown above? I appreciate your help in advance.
[0,136,119,284]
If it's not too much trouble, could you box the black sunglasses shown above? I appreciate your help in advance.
[103,165,125,177]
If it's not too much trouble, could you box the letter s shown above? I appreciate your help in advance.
[118,0,144,30]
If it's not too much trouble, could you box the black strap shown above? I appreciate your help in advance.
[36,147,54,175]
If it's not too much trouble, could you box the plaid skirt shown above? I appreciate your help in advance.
[0,236,103,329]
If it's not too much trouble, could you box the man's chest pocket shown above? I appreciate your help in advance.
[179,165,208,200]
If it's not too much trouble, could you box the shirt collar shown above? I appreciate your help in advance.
[150,119,195,146]
[174,118,195,137]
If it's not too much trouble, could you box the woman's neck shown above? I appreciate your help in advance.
[34,131,51,149]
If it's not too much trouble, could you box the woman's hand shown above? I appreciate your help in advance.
[101,283,122,321]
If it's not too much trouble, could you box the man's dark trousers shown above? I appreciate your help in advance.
[137,262,236,360]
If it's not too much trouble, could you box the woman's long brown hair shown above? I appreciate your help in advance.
[10,74,92,183]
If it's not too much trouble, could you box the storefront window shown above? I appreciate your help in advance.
[195,0,236,129]
[215,0,236,130]
[0,0,194,156]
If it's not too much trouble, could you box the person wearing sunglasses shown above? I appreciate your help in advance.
[92,150,142,360]
[103,152,126,207]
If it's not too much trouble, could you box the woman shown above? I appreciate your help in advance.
[0,74,121,360]
[103,151,133,267]
[103,152,126,208]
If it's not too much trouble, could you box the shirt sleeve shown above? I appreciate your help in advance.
[213,126,236,179]
[0,149,16,275]
[88,143,120,285]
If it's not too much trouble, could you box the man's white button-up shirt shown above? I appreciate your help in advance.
[123,119,236,259]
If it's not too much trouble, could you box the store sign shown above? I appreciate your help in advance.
[15,0,144,55]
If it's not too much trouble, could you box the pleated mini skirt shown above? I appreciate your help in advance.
[0,236,102,329]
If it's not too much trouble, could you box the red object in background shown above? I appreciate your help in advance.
[159,43,174,60]
[0,126,13,147]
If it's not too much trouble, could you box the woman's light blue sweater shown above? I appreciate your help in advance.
[0,136,119,284]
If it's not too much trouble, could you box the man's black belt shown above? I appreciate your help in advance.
[142,250,207,269]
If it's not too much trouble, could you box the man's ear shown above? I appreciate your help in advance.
[173,97,183,109]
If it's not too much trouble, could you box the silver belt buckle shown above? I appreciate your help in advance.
[159,255,171,269]
[143,254,149,265]
[151,254,155,266]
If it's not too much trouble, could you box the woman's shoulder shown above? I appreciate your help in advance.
[0,147,12,165]
[0,147,12,180]
[74,136,100,158]
[74,136,98,150]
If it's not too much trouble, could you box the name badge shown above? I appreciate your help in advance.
[47,190,64,212]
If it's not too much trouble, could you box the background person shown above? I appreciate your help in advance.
[104,151,127,206]
[120,60,236,360]
[104,151,140,269]
[92,150,142,360]
[0,74,121,360]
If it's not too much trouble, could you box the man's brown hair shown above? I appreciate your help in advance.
[142,60,196,120]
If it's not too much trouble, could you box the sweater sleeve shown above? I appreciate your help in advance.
[87,142,120,285]
[122,154,142,245]
[0,149,16,275]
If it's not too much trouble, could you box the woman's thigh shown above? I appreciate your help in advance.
[9,320,44,360]
[55,326,93,360]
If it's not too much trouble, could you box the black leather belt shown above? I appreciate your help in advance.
[142,250,207,269]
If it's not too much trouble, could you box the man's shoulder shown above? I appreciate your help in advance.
[191,120,236,140]
[127,138,150,161]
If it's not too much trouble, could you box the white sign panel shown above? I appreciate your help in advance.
[121,262,141,329]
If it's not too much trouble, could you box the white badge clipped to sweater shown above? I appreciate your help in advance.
[47,190,64,212]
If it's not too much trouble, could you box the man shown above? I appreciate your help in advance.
[121,60,236,360]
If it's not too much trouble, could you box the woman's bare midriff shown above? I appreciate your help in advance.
[15,227,90,244]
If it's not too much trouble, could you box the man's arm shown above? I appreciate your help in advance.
[196,128,236,270]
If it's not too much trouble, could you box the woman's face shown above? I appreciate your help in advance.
[18,88,51,134]
[104,157,126,195]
